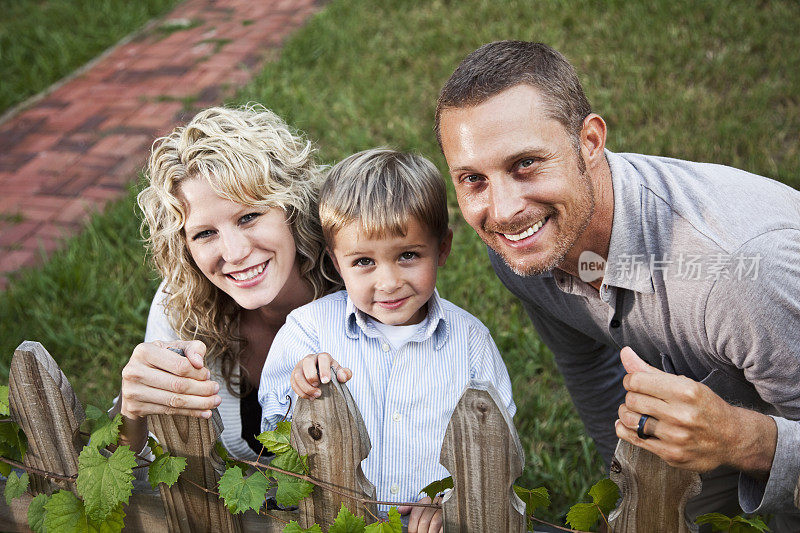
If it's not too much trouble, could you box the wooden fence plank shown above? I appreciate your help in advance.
[8,341,85,495]
[795,473,799,510]
[440,381,525,533]
[608,439,701,533]
[149,411,242,533]
[290,368,377,529]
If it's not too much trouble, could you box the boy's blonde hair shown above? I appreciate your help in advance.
[319,148,448,245]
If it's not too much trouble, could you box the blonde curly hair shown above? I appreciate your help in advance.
[137,104,341,394]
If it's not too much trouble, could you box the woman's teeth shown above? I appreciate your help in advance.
[229,262,266,281]
[504,219,545,242]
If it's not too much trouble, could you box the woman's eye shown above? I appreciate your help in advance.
[192,229,214,241]
[354,258,374,267]
[240,212,261,224]
[400,251,417,261]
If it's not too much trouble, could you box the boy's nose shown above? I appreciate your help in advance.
[375,267,402,293]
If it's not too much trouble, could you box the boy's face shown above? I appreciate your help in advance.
[329,217,452,326]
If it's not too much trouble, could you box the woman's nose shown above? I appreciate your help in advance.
[220,230,250,264]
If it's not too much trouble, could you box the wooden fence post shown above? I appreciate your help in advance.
[290,368,376,529]
[149,410,242,533]
[795,473,799,510]
[440,381,525,533]
[8,341,85,495]
[608,439,701,533]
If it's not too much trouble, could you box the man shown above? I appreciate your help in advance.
[435,40,800,527]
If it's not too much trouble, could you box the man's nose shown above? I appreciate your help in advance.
[489,175,528,224]
[220,230,250,264]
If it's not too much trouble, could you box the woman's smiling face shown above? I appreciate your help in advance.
[181,177,302,310]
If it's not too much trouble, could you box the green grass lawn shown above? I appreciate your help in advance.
[1,0,799,523]
[0,0,182,115]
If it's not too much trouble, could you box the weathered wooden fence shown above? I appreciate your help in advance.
[0,340,756,532]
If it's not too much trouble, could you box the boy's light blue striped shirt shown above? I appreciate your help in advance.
[258,289,516,507]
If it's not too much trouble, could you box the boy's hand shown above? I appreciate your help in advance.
[398,495,443,533]
[290,352,352,399]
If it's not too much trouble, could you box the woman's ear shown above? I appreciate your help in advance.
[438,229,454,267]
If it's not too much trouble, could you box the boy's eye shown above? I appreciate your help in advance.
[239,212,261,224]
[399,251,417,261]
[461,174,483,184]
[353,257,374,267]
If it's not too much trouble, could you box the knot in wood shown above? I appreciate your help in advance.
[610,458,622,473]
[308,423,323,441]
[476,401,489,414]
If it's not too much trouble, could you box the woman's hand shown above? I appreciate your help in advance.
[290,352,352,399]
[120,340,222,420]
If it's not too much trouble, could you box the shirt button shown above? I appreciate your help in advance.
[390,484,399,494]
[381,343,390,352]
[392,412,401,422]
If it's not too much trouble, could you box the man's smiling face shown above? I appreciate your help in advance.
[439,83,596,277]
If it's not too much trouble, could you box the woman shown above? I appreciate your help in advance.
[115,105,341,459]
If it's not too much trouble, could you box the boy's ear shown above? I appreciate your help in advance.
[327,247,342,274]
[437,228,453,267]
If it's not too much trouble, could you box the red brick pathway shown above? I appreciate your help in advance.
[0,0,321,290]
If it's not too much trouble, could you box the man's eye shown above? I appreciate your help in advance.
[518,157,539,170]
[354,258,374,267]
[400,251,417,261]
[192,230,214,241]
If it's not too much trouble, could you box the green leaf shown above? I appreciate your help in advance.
[330,503,366,533]
[271,449,314,507]
[76,445,136,522]
[148,453,186,489]
[514,485,550,516]
[218,467,271,514]
[84,406,122,450]
[364,507,402,533]
[148,436,164,457]
[589,478,619,516]
[256,421,293,455]
[0,385,9,416]
[0,419,27,460]
[566,502,601,531]
[283,521,323,533]
[419,476,453,500]
[27,493,49,533]
[43,490,126,533]
[696,513,771,533]
[4,470,29,504]
[89,504,126,533]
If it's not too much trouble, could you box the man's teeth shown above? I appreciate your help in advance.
[229,262,266,281]
[504,220,545,242]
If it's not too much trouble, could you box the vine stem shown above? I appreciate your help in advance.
[0,456,76,482]
[529,514,592,533]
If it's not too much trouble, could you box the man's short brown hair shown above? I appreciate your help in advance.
[435,41,591,148]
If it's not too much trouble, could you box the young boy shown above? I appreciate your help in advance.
[258,148,515,529]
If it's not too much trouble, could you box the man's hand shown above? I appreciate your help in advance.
[290,352,352,399]
[398,495,443,533]
[615,347,777,475]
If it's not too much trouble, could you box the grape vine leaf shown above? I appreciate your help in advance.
[84,405,122,450]
[257,421,293,455]
[148,453,187,489]
[148,436,164,457]
[420,476,453,500]
[4,470,29,504]
[364,507,402,533]
[283,522,323,533]
[0,421,27,476]
[271,449,314,507]
[218,467,271,514]
[588,478,619,516]
[566,501,600,531]
[76,445,136,522]
[329,503,366,533]
[44,490,126,533]
[695,512,770,532]
[27,493,49,533]
[0,385,9,415]
[513,484,550,516]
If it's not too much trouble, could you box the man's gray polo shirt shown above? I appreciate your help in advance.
[490,150,800,517]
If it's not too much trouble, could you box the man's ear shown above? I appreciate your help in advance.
[580,113,607,169]
[327,247,342,274]
[438,228,454,267]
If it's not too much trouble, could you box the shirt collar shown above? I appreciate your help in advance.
[601,150,655,294]
[344,289,449,349]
